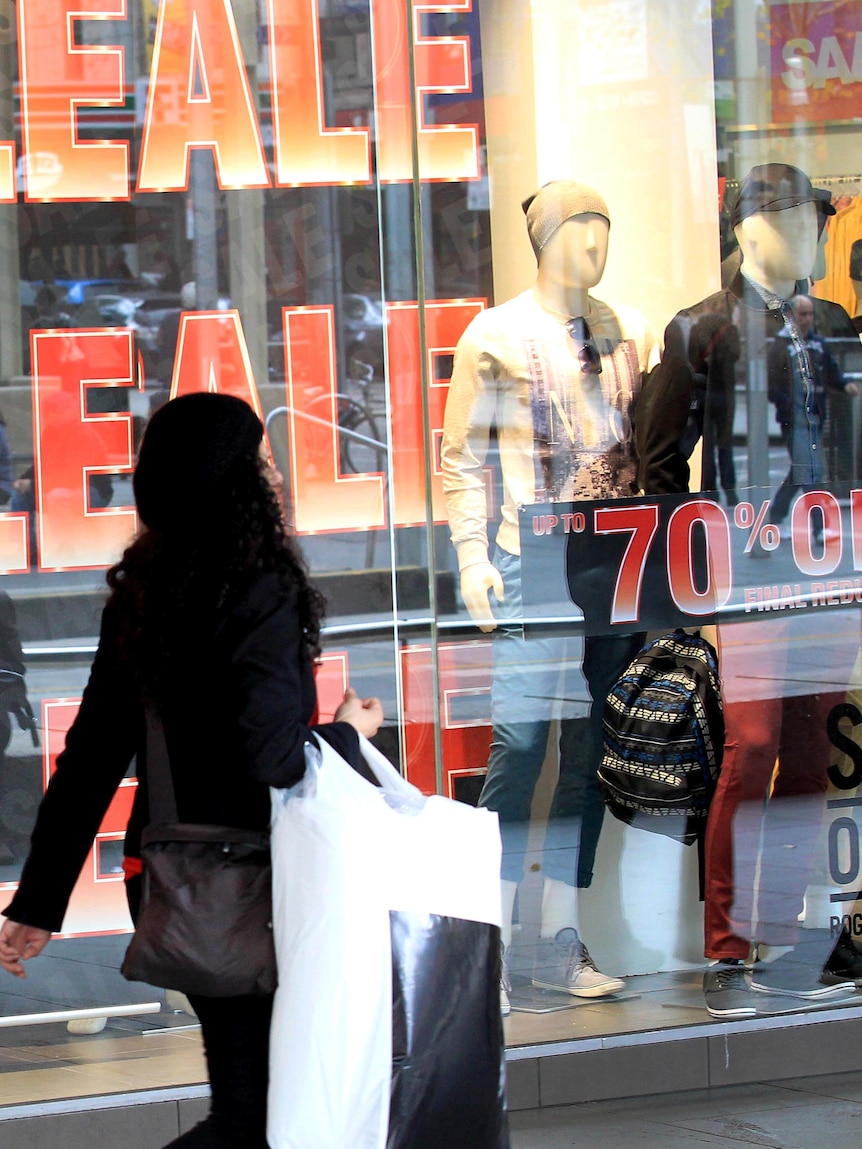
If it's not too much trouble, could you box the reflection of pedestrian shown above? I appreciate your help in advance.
[687,303,741,505]
[0,393,383,1147]
[0,590,35,866]
[11,466,37,567]
[0,410,13,506]
[152,248,182,293]
[767,293,858,528]
[154,282,196,385]
[23,287,72,374]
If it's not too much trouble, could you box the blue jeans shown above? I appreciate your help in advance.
[479,549,643,887]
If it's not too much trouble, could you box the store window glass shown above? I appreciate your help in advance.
[1,0,862,1111]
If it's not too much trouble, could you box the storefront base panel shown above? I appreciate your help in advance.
[1,1007,862,1145]
[506,1006,862,1110]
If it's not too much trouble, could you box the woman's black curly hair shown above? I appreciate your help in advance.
[106,450,325,703]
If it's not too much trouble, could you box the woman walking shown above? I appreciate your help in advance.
[0,391,383,1147]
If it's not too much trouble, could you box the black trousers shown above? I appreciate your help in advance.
[165,993,274,1148]
[126,875,274,1148]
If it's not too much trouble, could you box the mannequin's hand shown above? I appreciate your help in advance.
[847,382,859,397]
[460,563,505,632]
[334,687,384,739]
[0,919,51,978]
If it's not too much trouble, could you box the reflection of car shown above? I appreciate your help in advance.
[58,278,151,306]
[72,289,230,378]
[72,289,175,373]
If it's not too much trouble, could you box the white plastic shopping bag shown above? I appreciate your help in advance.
[267,735,503,1149]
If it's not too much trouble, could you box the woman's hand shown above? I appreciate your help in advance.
[334,687,384,739]
[0,919,52,978]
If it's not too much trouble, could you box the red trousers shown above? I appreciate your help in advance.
[704,619,852,960]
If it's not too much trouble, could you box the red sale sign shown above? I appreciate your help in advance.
[770,1,862,124]
[520,487,862,636]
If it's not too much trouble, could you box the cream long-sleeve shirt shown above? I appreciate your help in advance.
[441,289,659,570]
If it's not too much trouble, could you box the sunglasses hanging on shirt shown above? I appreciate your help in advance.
[566,316,603,375]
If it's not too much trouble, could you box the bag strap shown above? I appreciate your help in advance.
[145,706,180,825]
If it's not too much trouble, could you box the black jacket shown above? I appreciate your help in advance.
[4,571,362,933]
[636,271,858,495]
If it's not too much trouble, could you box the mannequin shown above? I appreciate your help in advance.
[649,164,860,1018]
[442,181,658,1010]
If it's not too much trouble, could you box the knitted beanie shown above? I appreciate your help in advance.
[134,392,263,532]
[522,181,611,258]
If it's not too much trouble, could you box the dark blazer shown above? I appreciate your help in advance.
[4,571,362,933]
[636,271,858,496]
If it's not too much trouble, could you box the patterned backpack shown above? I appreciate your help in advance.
[598,630,724,845]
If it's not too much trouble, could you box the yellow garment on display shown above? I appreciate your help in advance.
[815,197,862,317]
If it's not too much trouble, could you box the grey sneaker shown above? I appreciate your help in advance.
[703,960,756,1018]
[750,953,856,999]
[532,928,625,998]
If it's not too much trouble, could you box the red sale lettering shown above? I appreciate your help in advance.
[532,514,558,535]
[402,640,492,798]
[743,583,807,613]
[852,489,862,570]
[666,500,732,616]
[560,512,586,533]
[0,143,15,202]
[137,0,269,192]
[371,0,480,182]
[170,311,266,417]
[0,514,30,573]
[594,503,660,625]
[791,490,842,577]
[18,0,130,201]
[771,2,862,124]
[386,301,482,526]
[266,0,372,186]
[811,579,862,605]
[313,652,349,721]
[42,700,135,935]
[33,329,137,570]
[282,305,386,533]
[10,0,481,199]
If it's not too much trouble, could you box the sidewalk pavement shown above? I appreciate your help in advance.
[510,1071,862,1147]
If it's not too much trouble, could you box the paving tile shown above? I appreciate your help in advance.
[510,1107,760,1148]
[670,1097,862,1149]
[770,1070,862,1102]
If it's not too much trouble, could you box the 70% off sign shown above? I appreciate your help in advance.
[519,488,862,635]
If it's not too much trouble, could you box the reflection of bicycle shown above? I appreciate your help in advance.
[335,382,386,477]
[266,383,387,565]
[265,377,387,481]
